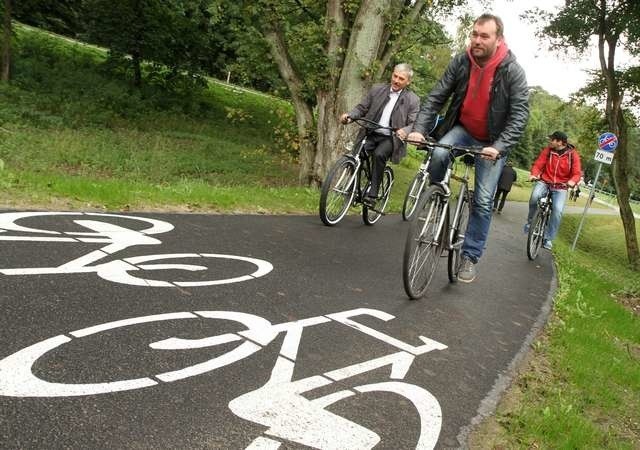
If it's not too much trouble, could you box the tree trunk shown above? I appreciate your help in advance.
[375,0,427,80]
[338,0,392,111]
[132,51,142,87]
[315,91,353,186]
[597,16,639,270]
[611,109,640,270]
[1,0,11,82]
[263,26,316,185]
[259,0,407,186]
[312,0,393,184]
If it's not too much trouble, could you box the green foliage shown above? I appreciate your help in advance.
[12,0,84,37]
[511,88,601,171]
[82,0,218,87]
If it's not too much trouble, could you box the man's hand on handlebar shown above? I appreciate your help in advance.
[406,131,426,143]
[340,113,351,124]
[480,146,500,161]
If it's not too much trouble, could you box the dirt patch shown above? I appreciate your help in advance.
[616,292,640,317]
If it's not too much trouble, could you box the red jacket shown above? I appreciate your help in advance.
[530,144,582,188]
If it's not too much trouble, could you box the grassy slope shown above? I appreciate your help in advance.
[0,24,424,214]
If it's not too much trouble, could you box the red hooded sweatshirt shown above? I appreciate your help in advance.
[459,42,509,142]
[531,144,582,189]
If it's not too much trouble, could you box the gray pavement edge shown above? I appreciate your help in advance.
[456,257,558,449]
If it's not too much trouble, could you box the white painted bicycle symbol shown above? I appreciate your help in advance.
[0,307,447,449]
[0,212,272,287]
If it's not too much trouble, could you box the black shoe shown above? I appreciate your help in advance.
[363,195,377,208]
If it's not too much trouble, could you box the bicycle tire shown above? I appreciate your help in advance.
[319,156,357,226]
[402,172,427,221]
[363,167,393,225]
[447,189,472,283]
[402,185,447,299]
[527,208,546,260]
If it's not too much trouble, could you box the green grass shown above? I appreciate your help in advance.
[472,215,640,448]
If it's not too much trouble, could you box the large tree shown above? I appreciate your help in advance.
[527,0,640,270]
[84,0,217,88]
[233,0,461,186]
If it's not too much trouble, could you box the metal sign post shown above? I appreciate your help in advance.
[571,133,617,251]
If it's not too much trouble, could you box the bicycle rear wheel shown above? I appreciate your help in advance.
[527,208,546,260]
[402,172,427,221]
[363,167,393,225]
[319,156,357,226]
[402,185,447,299]
[447,189,472,282]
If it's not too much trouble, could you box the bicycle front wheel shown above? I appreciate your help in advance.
[319,156,357,226]
[527,208,546,260]
[363,167,393,225]
[447,189,472,283]
[402,172,427,221]
[402,185,447,299]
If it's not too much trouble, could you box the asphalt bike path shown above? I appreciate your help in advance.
[0,208,555,449]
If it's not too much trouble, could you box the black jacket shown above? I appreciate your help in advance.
[412,51,529,155]
[497,165,517,191]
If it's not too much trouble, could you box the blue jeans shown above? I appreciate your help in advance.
[427,125,505,263]
[527,182,568,241]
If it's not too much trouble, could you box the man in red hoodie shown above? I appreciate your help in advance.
[525,131,582,250]
[408,14,529,282]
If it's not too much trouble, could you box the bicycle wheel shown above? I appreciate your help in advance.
[319,156,357,226]
[447,189,472,282]
[526,208,546,260]
[402,185,447,299]
[402,172,427,221]
[363,167,393,225]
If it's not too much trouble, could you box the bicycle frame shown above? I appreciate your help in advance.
[447,163,473,251]
[416,155,471,251]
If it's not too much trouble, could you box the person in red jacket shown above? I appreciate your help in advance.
[525,131,582,250]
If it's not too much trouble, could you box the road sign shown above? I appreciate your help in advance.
[598,132,618,151]
[594,132,617,165]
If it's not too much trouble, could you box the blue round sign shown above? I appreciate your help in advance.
[598,132,618,152]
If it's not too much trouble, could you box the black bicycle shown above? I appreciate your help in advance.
[526,180,565,260]
[319,117,395,226]
[402,140,493,299]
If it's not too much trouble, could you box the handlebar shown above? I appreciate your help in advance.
[345,116,397,133]
[402,138,499,160]
[529,179,569,188]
